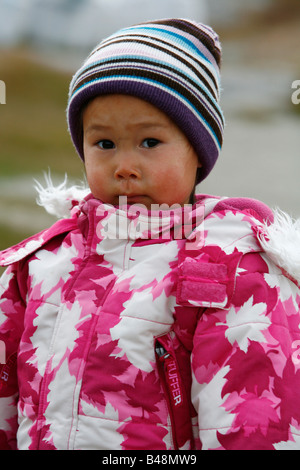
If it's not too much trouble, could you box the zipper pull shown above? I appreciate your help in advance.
[155,343,170,360]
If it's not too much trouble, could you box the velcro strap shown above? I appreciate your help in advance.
[176,257,229,308]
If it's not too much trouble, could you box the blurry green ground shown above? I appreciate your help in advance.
[0,49,83,177]
[0,48,84,262]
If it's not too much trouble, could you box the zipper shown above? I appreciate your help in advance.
[155,338,194,449]
[155,341,179,449]
[155,344,183,408]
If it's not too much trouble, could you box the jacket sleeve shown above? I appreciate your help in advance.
[0,263,26,450]
[191,252,300,450]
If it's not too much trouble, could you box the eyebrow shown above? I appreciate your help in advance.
[84,121,169,135]
[84,124,111,134]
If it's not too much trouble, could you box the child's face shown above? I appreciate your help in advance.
[83,94,200,209]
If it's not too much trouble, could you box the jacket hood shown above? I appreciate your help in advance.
[35,174,90,219]
[257,210,300,286]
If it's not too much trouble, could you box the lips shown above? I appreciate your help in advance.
[116,194,149,207]
[123,195,147,205]
[126,195,144,202]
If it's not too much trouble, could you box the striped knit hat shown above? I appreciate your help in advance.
[67,18,225,184]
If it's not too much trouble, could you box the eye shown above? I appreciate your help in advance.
[141,138,161,149]
[97,139,115,149]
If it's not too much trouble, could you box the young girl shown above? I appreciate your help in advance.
[1,18,300,451]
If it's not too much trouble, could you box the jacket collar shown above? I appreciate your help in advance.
[2,181,300,288]
[78,193,220,244]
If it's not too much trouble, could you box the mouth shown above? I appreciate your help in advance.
[123,195,146,204]
[117,194,149,207]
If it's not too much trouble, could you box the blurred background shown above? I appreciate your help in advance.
[0,0,299,258]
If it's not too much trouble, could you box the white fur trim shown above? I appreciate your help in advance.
[259,209,300,284]
[34,173,89,219]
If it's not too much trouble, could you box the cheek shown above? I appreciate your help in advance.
[148,166,172,191]
[161,154,197,187]
[84,161,96,186]
[85,152,106,181]
[159,154,198,201]
[84,160,107,195]
[152,167,192,204]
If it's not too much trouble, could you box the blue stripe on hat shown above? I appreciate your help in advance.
[72,74,222,148]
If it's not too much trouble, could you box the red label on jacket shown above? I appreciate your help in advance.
[165,357,183,407]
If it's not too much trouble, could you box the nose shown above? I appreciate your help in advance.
[114,153,141,180]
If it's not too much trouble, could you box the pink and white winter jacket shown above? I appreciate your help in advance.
[1,187,300,450]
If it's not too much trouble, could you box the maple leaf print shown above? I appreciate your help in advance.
[222,341,277,398]
[192,310,231,376]
[124,370,160,417]
[33,424,56,450]
[274,424,300,450]
[217,427,275,450]
[80,339,130,410]
[119,417,168,450]
[29,245,75,297]
[89,339,130,392]
[65,261,115,306]
[194,366,235,450]
[273,357,300,426]
[232,393,279,433]
[218,296,270,352]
